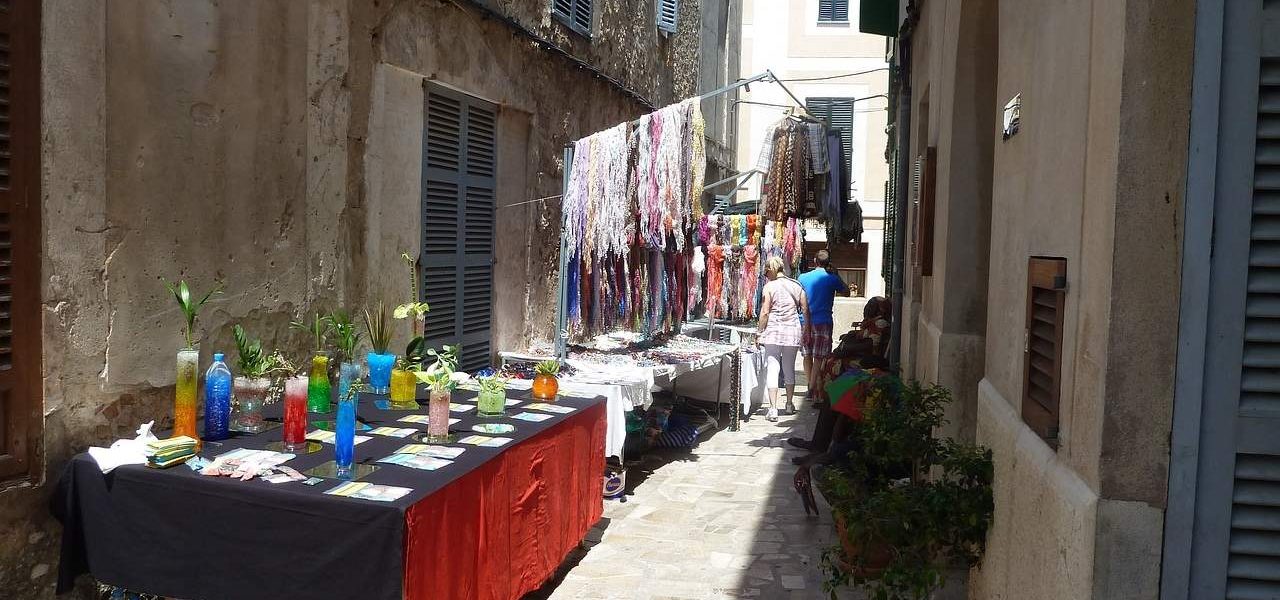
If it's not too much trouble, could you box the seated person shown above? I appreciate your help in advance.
[787,298,891,458]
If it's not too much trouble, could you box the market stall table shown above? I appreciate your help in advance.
[53,388,606,600]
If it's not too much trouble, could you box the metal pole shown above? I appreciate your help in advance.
[556,144,574,361]
[764,69,810,113]
[698,72,771,101]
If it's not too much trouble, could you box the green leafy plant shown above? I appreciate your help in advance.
[817,377,994,600]
[415,344,460,391]
[394,252,432,323]
[162,278,223,349]
[362,302,393,355]
[291,311,332,353]
[534,360,561,377]
[477,374,509,395]
[328,310,363,363]
[233,325,297,379]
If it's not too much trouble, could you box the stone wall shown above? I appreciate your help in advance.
[2,0,726,596]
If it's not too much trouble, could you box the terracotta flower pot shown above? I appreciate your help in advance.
[834,513,894,577]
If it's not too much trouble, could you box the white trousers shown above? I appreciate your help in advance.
[762,344,799,387]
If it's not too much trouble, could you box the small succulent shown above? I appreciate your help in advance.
[478,374,509,395]
[535,360,561,377]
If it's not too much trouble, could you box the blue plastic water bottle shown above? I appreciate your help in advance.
[203,353,233,441]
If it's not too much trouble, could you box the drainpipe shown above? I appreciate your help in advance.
[887,9,915,369]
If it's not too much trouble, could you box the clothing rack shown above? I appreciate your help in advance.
[554,71,808,360]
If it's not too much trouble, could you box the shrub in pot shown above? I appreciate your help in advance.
[817,377,993,600]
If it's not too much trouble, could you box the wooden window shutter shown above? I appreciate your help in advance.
[657,0,678,34]
[803,96,855,181]
[1022,257,1066,448]
[422,83,496,372]
[0,0,41,480]
[818,0,849,22]
[917,146,936,276]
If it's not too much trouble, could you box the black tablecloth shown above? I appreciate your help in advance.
[53,386,604,600]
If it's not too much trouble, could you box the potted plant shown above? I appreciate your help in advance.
[477,374,509,418]
[532,360,561,400]
[230,325,294,433]
[416,344,459,442]
[391,252,432,409]
[362,302,395,395]
[162,278,222,442]
[817,378,993,600]
[329,310,364,406]
[292,312,333,413]
[335,381,368,479]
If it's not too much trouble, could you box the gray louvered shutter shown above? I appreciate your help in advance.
[1228,41,1280,599]
[657,0,678,33]
[806,97,855,182]
[423,84,495,372]
[553,0,592,37]
[818,0,848,22]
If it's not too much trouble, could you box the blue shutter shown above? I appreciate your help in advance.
[818,0,848,23]
[657,0,678,34]
[423,84,496,372]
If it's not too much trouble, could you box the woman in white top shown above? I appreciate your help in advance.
[757,256,810,422]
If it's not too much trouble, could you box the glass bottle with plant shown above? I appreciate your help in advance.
[390,252,432,408]
[362,302,396,395]
[335,381,368,479]
[162,278,222,442]
[817,378,994,600]
[477,374,510,418]
[230,325,295,433]
[416,344,459,442]
[328,310,364,406]
[292,312,334,413]
[532,359,561,400]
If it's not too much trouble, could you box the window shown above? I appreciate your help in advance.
[806,96,855,189]
[553,0,592,37]
[0,0,42,481]
[912,147,936,276]
[422,83,496,372]
[1022,257,1066,448]
[818,0,849,23]
[656,0,678,34]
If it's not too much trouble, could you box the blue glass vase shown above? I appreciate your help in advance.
[334,389,357,479]
[366,352,395,395]
[337,360,361,404]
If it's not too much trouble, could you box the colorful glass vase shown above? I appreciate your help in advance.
[282,376,309,452]
[174,348,200,442]
[232,376,271,433]
[532,374,559,400]
[335,385,357,479]
[426,389,451,442]
[389,368,418,410]
[477,389,507,418]
[337,360,361,405]
[366,351,395,394]
[202,353,233,441]
[307,352,331,413]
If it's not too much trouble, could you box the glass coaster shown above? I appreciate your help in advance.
[416,432,457,444]
[303,461,379,481]
[230,420,282,434]
[472,423,515,435]
[264,441,323,455]
[374,399,423,411]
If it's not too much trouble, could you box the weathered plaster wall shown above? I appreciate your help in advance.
[4,0,727,596]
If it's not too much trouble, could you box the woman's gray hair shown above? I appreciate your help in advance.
[764,255,787,275]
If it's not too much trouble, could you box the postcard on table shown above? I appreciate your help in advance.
[324,482,413,502]
[305,430,371,445]
[511,412,554,423]
[377,453,453,471]
[524,402,576,414]
[457,435,513,448]
[368,427,418,438]
[397,415,460,426]
[449,403,476,413]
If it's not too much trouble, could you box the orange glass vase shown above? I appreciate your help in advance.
[531,374,559,400]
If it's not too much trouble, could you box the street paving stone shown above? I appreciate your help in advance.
[527,380,863,600]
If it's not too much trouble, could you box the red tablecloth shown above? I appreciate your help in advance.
[404,401,606,599]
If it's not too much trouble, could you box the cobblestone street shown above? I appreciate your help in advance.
[532,380,860,600]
